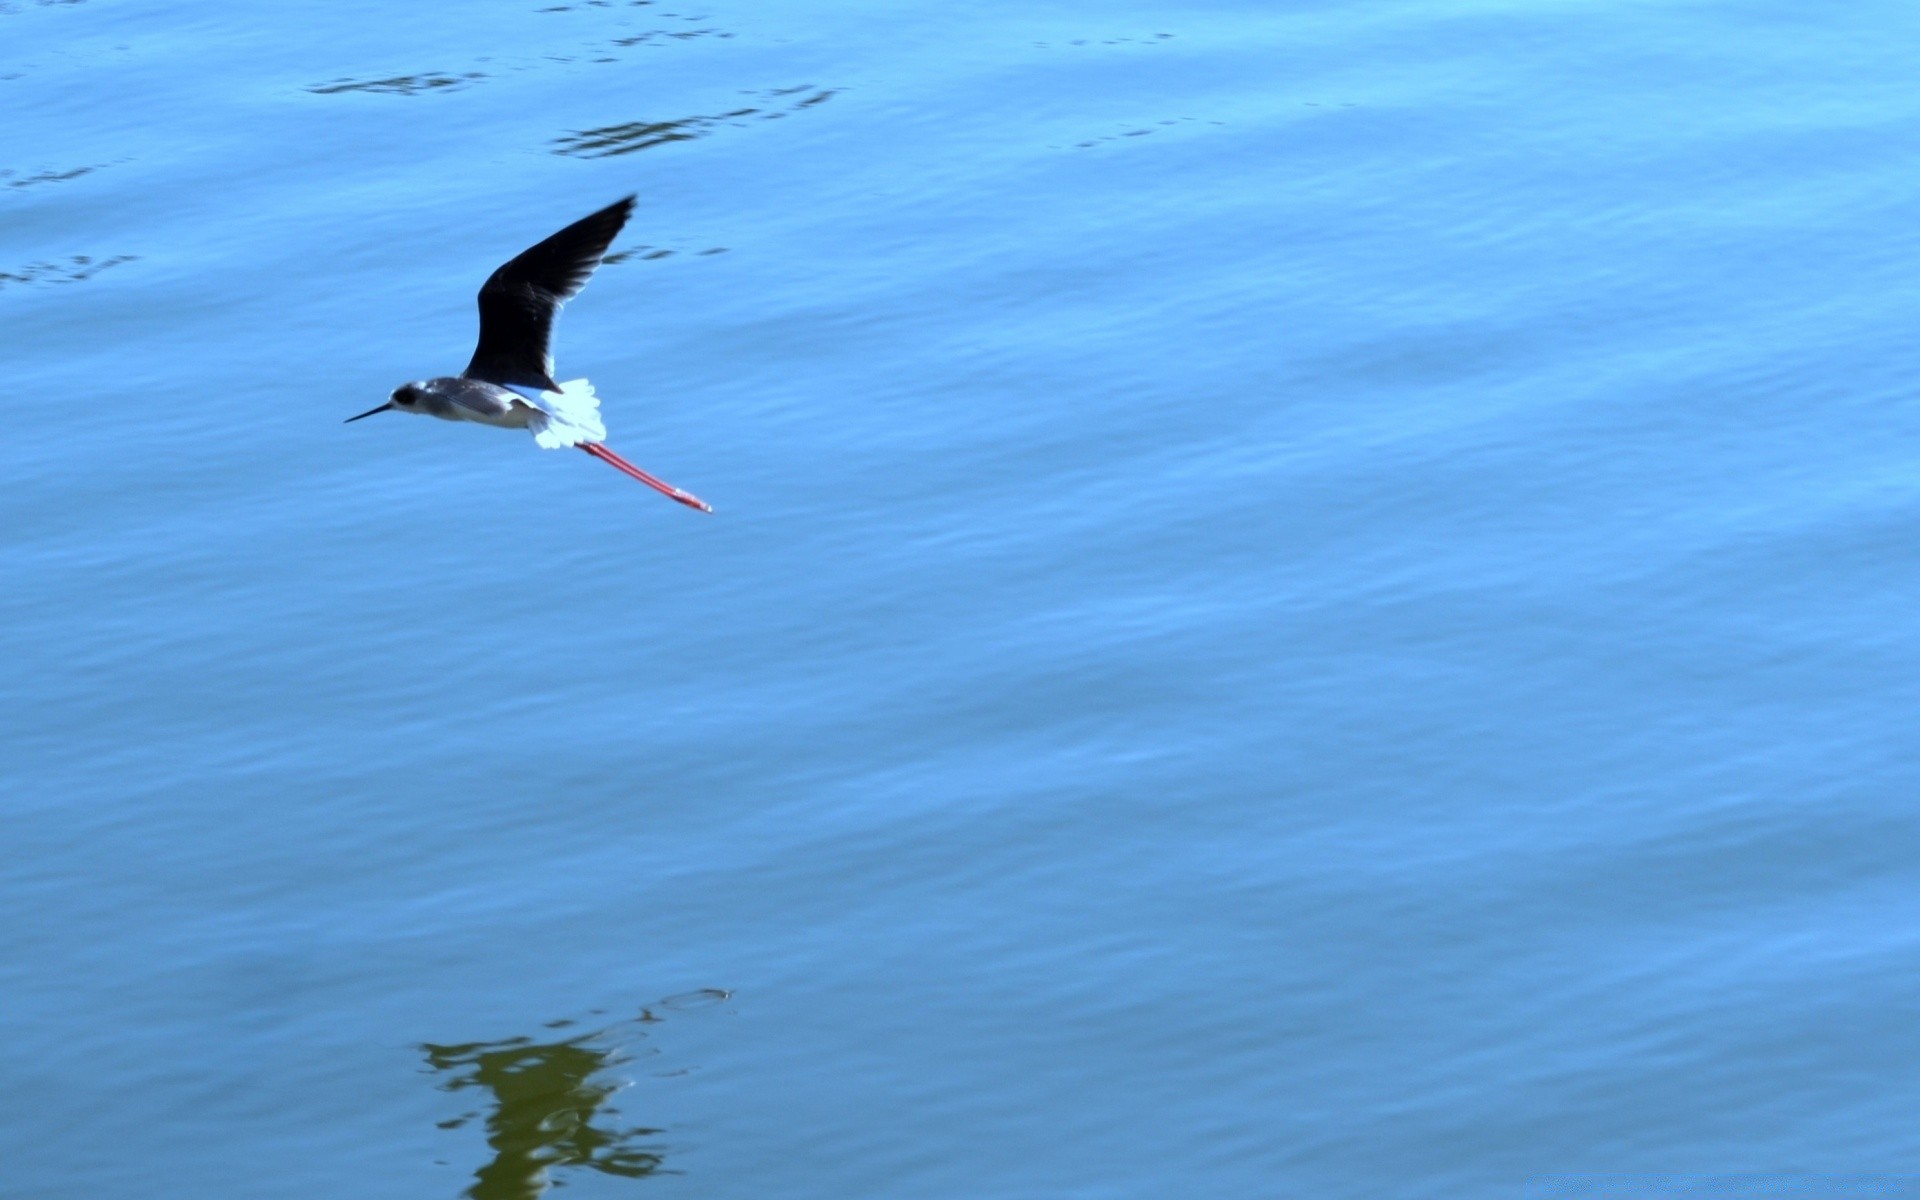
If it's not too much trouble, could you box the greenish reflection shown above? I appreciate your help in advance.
[424,991,729,1199]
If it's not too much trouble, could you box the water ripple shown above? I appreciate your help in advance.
[610,27,731,47]
[0,254,135,288]
[2,164,103,190]
[538,0,654,10]
[1031,32,1177,48]
[309,6,737,100]
[604,244,728,264]
[553,85,833,157]
[306,72,486,96]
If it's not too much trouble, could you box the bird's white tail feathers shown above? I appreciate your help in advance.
[528,378,607,449]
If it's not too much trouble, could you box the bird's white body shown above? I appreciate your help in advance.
[523,379,606,448]
[387,376,607,447]
[348,194,711,512]
[447,378,606,448]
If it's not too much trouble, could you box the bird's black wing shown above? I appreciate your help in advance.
[462,195,635,391]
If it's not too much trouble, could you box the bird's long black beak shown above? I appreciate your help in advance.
[344,403,393,424]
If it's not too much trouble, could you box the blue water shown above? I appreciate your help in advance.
[8,0,1920,1196]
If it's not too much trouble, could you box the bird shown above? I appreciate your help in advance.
[344,194,711,513]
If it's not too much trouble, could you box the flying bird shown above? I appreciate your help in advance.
[345,195,711,512]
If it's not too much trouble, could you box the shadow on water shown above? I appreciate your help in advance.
[422,989,732,1200]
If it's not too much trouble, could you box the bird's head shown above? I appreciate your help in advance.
[345,382,427,424]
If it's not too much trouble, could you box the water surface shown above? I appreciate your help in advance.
[8,0,1920,1196]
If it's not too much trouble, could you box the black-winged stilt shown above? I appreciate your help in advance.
[345,195,711,513]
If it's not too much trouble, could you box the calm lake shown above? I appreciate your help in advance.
[8,0,1920,1197]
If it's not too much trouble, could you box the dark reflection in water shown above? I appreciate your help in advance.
[423,989,731,1199]
[308,5,732,99]
[553,86,833,157]
[0,254,136,288]
[3,165,102,189]
[603,245,728,264]
[1060,116,1233,152]
[307,72,486,96]
[1030,32,1177,48]
[552,108,757,157]
[609,28,731,47]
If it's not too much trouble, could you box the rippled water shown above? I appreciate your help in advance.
[9,0,1920,1197]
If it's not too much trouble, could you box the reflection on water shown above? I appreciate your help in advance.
[1030,32,1177,48]
[304,6,735,100]
[0,254,136,288]
[1061,115,1216,152]
[552,86,833,157]
[603,245,728,264]
[609,28,731,48]
[307,72,487,96]
[552,111,752,157]
[603,247,675,264]
[423,990,731,1199]
[2,165,101,189]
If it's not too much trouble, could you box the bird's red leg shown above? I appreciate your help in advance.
[579,443,713,512]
